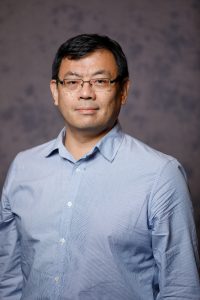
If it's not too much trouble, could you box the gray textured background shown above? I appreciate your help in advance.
[0,0,200,246]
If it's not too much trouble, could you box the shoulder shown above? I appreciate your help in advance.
[4,138,57,189]
[15,138,57,162]
[120,132,178,172]
[119,132,189,197]
[120,134,192,222]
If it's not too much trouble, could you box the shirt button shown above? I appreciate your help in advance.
[54,276,59,283]
[76,168,81,173]
[59,238,66,245]
[67,201,72,207]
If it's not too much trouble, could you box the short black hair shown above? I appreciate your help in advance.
[52,34,129,82]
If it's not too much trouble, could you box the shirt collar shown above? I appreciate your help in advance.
[45,123,124,162]
[45,128,67,158]
[94,123,124,162]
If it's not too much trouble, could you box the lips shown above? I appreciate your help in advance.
[75,106,99,114]
[75,106,99,111]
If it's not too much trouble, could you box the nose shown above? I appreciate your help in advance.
[79,81,96,100]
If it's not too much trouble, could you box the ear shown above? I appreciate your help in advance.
[50,80,59,106]
[120,80,130,105]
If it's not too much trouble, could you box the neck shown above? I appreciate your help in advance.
[64,127,112,160]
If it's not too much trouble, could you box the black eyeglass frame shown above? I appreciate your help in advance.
[56,77,120,88]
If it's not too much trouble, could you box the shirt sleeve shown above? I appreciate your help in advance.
[150,159,200,299]
[0,159,23,300]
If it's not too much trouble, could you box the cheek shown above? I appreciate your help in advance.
[98,102,120,123]
[57,93,75,110]
[105,96,122,114]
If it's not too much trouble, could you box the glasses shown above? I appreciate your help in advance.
[56,77,119,92]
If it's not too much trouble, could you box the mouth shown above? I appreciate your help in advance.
[75,107,99,114]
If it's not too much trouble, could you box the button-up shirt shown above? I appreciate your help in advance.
[0,123,199,299]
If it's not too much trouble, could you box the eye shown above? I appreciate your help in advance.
[64,80,79,86]
[94,79,109,86]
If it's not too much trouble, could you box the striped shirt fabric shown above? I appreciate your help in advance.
[0,123,199,299]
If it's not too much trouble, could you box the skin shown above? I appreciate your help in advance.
[50,49,129,159]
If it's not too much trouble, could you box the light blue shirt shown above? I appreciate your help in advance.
[0,123,199,299]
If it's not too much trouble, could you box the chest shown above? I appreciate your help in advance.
[10,160,153,247]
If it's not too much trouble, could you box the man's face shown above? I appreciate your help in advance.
[50,49,129,137]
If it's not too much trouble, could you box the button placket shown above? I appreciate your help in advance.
[65,164,85,208]
[56,161,86,281]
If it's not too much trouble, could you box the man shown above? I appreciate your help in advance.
[0,34,199,299]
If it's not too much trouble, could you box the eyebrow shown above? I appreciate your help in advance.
[63,71,81,78]
[63,70,112,78]
[92,70,112,77]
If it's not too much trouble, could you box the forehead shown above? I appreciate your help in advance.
[59,49,118,77]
